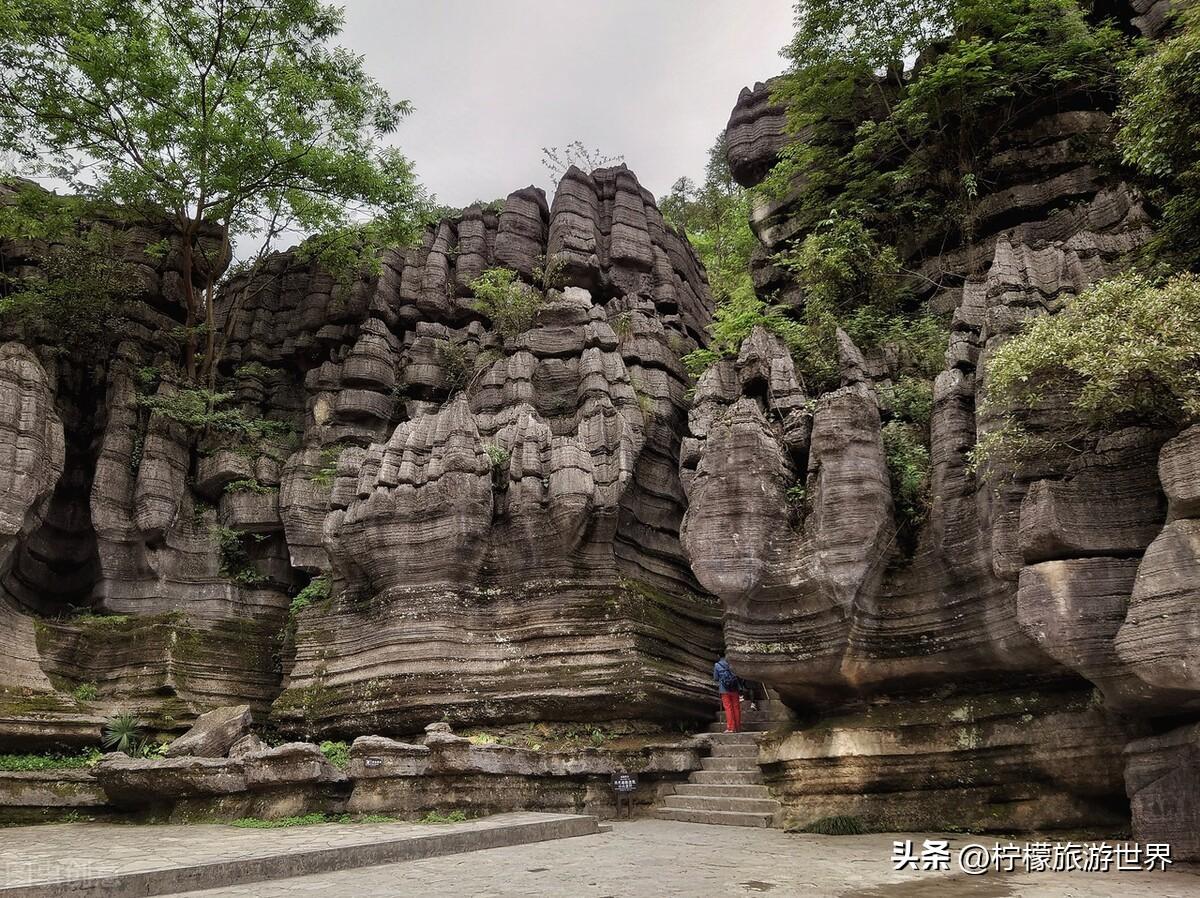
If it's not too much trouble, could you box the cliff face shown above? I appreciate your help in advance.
[0,166,721,745]
[694,14,1200,840]
[2,12,1198,843]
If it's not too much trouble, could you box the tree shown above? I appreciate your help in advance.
[984,274,1200,429]
[0,0,427,385]
[541,141,623,180]
[786,0,953,76]
[767,0,1129,247]
[1118,4,1200,271]
[660,134,757,305]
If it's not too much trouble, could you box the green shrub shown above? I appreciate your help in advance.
[211,526,267,588]
[319,740,350,771]
[0,750,101,771]
[137,387,292,443]
[1118,5,1200,269]
[0,186,140,345]
[533,253,567,290]
[290,576,330,617]
[309,445,347,487]
[231,813,329,828]
[880,376,935,427]
[469,267,544,339]
[782,215,904,312]
[483,444,510,470]
[881,421,931,531]
[234,362,277,380]
[101,712,144,755]
[418,809,467,825]
[223,478,276,495]
[72,683,98,702]
[792,814,867,835]
[979,273,1200,464]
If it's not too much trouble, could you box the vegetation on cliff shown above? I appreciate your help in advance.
[0,0,427,384]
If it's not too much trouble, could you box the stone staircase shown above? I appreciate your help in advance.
[706,698,794,734]
[655,732,781,827]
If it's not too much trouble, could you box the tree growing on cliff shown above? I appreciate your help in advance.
[661,134,757,306]
[0,0,427,385]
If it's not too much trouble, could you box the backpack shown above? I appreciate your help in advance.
[716,660,740,691]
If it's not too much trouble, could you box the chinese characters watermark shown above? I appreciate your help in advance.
[891,840,1171,875]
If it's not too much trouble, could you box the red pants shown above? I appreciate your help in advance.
[721,691,742,732]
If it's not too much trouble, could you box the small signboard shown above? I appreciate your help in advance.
[611,773,637,793]
[364,756,383,768]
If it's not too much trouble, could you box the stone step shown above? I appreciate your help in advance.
[708,741,758,758]
[704,731,760,743]
[707,722,773,734]
[716,710,772,723]
[700,756,758,772]
[654,807,773,828]
[661,795,781,814]
[689,769,763,786]
[672,783,771,799]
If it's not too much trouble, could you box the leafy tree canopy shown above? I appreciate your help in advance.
[0,0,428,380]
[768,0,1129,250]
[661,133,758,306]
[1118,5,1200,271]
[985,274,1200,429]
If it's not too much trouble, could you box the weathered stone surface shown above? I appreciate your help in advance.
[241,742,347,788]
[725,80,789,188]
[1018,469,1164,564]
[763,688,1140,835]
[345,728,701,820]
[1124,723,1200,862]
[0,343,64,573]
[1157,424,1200,520]
[0,769,105,813]
[1016,559,1156,711]
[228,733,266,759]
[164,704,253,758]
[94,753,247,805]
[1114,519,1200,710]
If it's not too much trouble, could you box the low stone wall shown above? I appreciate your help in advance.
[0,769,109,824]
[345,727,702,819]
[54,724,705,823]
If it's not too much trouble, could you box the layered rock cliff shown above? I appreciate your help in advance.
[696,12,1199,842]
[0,166,721,746]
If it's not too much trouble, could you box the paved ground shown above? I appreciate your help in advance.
[165,821,1200,898]
[0,812,588,890]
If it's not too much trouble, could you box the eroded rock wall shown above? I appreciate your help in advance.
[704,31,1195,838]
[0,167,720,746]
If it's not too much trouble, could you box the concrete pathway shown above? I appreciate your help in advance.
[163,820,1200,897]
[0,812,599,897]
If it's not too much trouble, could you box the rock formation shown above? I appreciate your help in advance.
[698,14,1199,844]
[1,8,1198,849]
[0,167,721,749]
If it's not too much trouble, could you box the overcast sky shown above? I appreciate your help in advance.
[339,0,796,208]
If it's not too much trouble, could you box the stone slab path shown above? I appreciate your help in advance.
[0,812,600,898]
[163,820,1200,898]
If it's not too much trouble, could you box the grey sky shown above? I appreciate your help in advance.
[339,0,795,208]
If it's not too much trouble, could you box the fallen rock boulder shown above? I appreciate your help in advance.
[163,704,253,758]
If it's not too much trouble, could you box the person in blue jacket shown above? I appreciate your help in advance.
[713,653,742,733]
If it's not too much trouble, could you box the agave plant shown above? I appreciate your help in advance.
[101,712,144,755]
